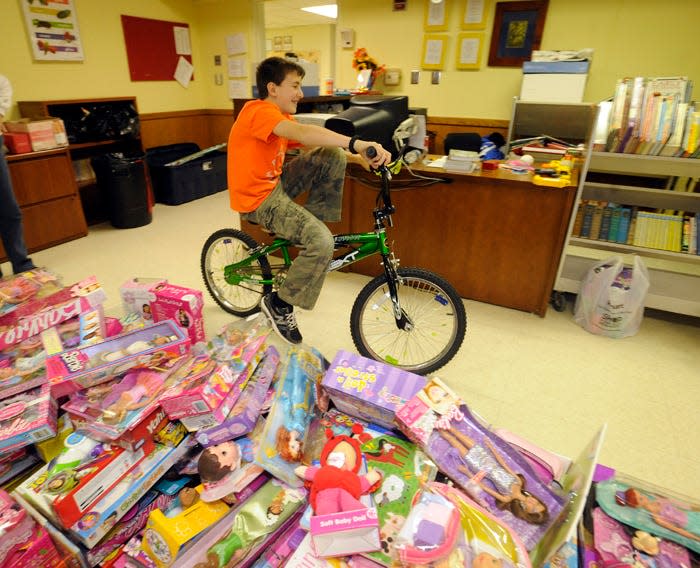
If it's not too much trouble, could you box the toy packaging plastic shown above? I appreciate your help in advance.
[196,345,280,448]
[61,357,187,445]
[15,435,153,529]
[70,436,193,548]
[0,268,61,318]
[45,319,191,397]
[168,478,306,568]
[0,275,105,352]
[595,473,700,554]
[255,348,324,487]
[395,378,566,551]
[0,383,57,452]
[321,349,427,430]
[142,485,231,567]
[360,433,438,565]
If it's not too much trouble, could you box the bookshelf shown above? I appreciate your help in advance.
[555,152,700,316]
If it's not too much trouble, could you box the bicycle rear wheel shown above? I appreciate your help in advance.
[350,267,466,375]
[201,228,272,317]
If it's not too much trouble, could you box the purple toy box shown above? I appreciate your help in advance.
[321,350,426,430]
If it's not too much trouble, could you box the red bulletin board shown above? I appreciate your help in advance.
[121,15,194,81]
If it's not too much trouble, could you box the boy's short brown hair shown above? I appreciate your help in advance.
[256,56,306,99]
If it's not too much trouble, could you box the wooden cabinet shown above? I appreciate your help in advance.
[556,152,700,316]
[0,148,87,261]
[18,97,143,225]
[243,163,576,316]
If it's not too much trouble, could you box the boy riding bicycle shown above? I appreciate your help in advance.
[227,56,392,344]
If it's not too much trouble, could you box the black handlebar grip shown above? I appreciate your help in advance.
[366,146,377,158]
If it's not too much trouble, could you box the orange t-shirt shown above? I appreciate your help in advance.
[227,99,299,212]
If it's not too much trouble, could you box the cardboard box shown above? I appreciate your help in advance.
[0,384,57,453]
[5,118,68,152]
[310,507,381,558]
[70,437,192,549]
[321,350,427,430]
[151,283,206,347]
[15,441,152,529]
[3,131,32,154]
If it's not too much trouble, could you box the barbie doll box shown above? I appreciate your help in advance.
[0,384,57,453]
[45,319,190,397]
[321,350,426,430]
[0,275,105,352]
[150,283,206,347]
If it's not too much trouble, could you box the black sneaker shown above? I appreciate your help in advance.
[261,294,303,345]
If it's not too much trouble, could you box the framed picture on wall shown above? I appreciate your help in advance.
[424,0,450,31]
[462,0,489,30]
[422,34,448,69]
[488,0,548,67]
[456,32,484,69]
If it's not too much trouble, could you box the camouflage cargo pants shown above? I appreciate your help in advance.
[241,147,347,310]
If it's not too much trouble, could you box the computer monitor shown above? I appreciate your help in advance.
[326,95,409,158]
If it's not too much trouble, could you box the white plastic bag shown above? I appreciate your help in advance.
[574,255,650,338]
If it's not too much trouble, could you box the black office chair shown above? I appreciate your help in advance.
[443,132,482,154]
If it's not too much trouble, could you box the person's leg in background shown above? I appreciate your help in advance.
[0,136,35,276]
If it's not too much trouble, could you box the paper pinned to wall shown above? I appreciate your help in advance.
[229,79,249,99]
[228,55,247,77]
[174,55,194,88]
[226,33,247,55]
[173,26,191,55]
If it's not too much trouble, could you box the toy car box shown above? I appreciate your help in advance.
[321,349,427,430]
[0,384,57,453]
[45,319,190,397]
[146,142,227,205]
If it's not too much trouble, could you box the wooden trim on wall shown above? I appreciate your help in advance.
[138,108,509,156]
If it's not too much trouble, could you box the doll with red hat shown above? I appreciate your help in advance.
[295,424,382,515]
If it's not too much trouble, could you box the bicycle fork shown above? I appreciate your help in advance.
[381,253,413,332]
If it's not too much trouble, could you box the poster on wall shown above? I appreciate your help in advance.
[21,0,85,61]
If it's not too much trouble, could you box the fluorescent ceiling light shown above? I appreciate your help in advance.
[301,4,337,19]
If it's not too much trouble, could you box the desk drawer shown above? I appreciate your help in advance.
[8,152,77,206]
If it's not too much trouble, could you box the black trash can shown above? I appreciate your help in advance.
[91,152,152,229]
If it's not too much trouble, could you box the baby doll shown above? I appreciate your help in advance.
[295,424,382,515]
[198,439,260,503]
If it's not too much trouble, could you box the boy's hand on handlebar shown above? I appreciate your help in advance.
[356,140,392,168]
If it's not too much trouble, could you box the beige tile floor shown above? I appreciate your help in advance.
[16,191,700,498]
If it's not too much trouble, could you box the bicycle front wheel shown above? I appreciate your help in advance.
[350,267,466,375]
[201,228,272,317]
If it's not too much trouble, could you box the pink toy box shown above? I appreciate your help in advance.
[150,283,206,347]
[45,319,190,397]
[0,275,105,352]
[0,383,57,453]
[160,331,266,422]
[0,268,61,319]
[310,507,381,558]
[321,350,427,430]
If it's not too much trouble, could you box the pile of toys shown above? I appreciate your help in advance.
[0,269,698,568]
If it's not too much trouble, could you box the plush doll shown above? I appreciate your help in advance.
[295,424,382,515]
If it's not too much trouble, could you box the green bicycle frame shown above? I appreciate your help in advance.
[223,228,390,287]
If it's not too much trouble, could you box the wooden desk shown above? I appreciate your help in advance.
[241,161,576,317]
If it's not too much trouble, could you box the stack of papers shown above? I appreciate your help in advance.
[445,149,480,173]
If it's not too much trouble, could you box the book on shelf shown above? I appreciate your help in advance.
[617,207,632,244]
[589,202,606,240]
[608,206,622,242]
[682,109,700,157]
[579,200,596,238]
[619,77,646,153]
[571,202,585,237]
[626,207,638,245]
[598,205,613,241]
[659,101,689,156]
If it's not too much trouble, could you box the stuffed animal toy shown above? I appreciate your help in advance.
[295,424,382,515]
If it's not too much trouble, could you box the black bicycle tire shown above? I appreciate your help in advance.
[200,228,272,317]
[350,267,467,375]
